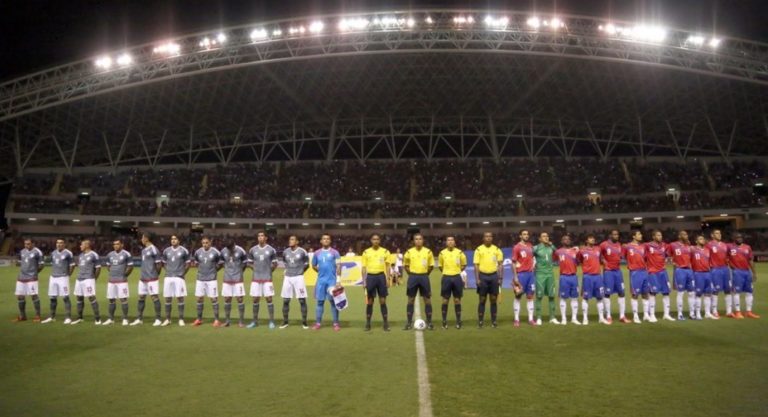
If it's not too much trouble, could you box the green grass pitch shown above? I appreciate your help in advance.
[1,264,766,417]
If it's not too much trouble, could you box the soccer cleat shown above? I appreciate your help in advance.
[642,314,650,322]
[619,316,631,324]
[193,319,203,326]
[152,319,162,326]
[441,321,448,330]
[633,315,641,324]
[403,322,413,330]
[12,316,27,322]
[455,321,462,330]
[63,318,72,325]
[246,322,258,329]
[41,317,55,324]
[223,320,231,328]
[130,318,143,326]
[178,319,185,327]
[648,315,658,323]
[122,319,129,326]
[704,313,719,320]
[559,320,567,326]
[94,320,102,325]
[536,318,543,326]
[364,323,372,332]
[712,311,720,319]
[333,323,341,332]
[582,318,589,326]
[427,322,435,331]
[160,319,171,326]
[677,314,686,321]
[605,317,614,324]
[733,312,745,319]
[279,322,290,329]
[745,311,760,319]
[383,323,391,332]
[599,317,611,325]
[101,319,113,325]
[32,315,41,323]
[312,323,322,330]
[70,318,82,325]
[268,321,276,330]
[491,321,498,329]
[477,321,484,329]
[549,318,560,325]
[663,315,676,322]
[513,320,520,327]
[529,320,537,326]
[726,313,736,319]
[212,320,222,328]
[302,322,309,330]
[571,318,582,326]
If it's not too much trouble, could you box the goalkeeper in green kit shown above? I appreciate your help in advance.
[533,232,559,325]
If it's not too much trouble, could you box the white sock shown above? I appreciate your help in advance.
[597,299,605,319]
[619,297,626,318]
[570,299,579,319]
[526,298,534,321]
[712,294,719,314]
[688,292,696,316]
[725,293,733,314]
[676,292,684,315]
[560,299,567,322]
[704,296,712,315]
[631,298,639,315]
[648,297,656,315]
[642,299,650,316]
[603,298,612,319]
[746,293,754,311]
[582,299,589,321]
[513,298,521,321]
[733,293,741,312]
[695,297,702,318]
[663,295,671,316]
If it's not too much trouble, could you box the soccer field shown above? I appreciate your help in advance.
[1,265,766,417]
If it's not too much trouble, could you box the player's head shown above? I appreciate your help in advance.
[55,238,65,251]
[652,229,663,243]
[695,234,707,246]
[201,236,211,250]
[539,232,550,244]
[320,234,331,248]
[288,235,299,248]
[348,246,354,253]
[257,231,267,245]
[519,229,530,242]
[678,230,689,243]
[561,234,572,247]
[413,233,424,247]
[585,234,595,246]
[112,239,123,251]
[226,239,236,250]
[170,235,180,247]
[445,235,456,248]
[396,247,401,253]
[631,230,643,242]
[733,232,744,245]
[609,229,620,242]
[710,229,722,241]
[23,238,33,250]
[483,232,493,245]
[80,239,91,251]
[370,233,380,247]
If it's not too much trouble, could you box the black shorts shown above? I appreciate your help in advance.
[441,275,464,299]
[365,273,388,298]
[477,272,500,296]
[407,274,431,298]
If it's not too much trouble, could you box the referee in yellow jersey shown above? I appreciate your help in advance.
[474,232,504,328]
[403,233,435,330]
[438,236,468,329]
[361,234,391,331]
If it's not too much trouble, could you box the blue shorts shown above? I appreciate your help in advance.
[559,274,579,299]
[516,271,536,296]
[602,269,625,297]
[649,270,671,295]
[630,269,650,296]
[673,268,694,292]
[732,269,754,294]
[315,279,336,301]
[694,272,713,296]
[365,273,388,298]
[710,267,731,293]
[581,274,604,300]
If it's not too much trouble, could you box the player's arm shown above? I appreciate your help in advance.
[437,252,444,274]
[125,254,134,277]
[270,251,277,273]
[68,254,76,276]
[496,249,503,286]
[404,252,411,275]
[36,252,45,273]
[511,247,521,286]
[335,254,342,285]
[473,254,480,288]
[302,251,310,274]
[94,256,102,280]
[361,251,368,284]
[311,254,318,272]
[182,252,191,276]
[384,256,391,286]
[460,252,468,287]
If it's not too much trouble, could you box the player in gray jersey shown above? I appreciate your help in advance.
[71,239,102,325]
[220,239,248,327]
[161,235,190,326]
[130,232,163,326]
[192,237,223,327]
[41,239,76,324]
[280,235,310,329]
[246,231,278,329]
[102,240,133,326]
[14,238,44,322]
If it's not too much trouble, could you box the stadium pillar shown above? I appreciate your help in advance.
[488,116,500,163]
[326,118,337,163]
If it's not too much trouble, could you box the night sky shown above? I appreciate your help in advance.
[1,0,766,81]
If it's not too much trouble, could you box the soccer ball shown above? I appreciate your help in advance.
[413,319,427,330]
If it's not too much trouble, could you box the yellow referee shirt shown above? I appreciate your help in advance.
[474,244,503,274]
[438,248,467,276]
[404,247,434,274]
[361,247,390,275]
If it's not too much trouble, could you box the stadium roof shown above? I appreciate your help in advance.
[1,9,767,184]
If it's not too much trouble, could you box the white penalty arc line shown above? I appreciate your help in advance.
[413,297,434,417]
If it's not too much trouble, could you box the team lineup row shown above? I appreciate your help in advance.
[12,228,760,331]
